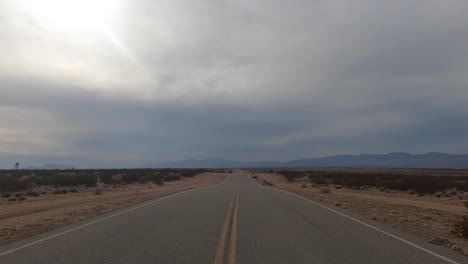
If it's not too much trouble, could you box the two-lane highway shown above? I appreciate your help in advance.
[0,172,467,263]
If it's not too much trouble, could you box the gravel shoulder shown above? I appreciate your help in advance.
[253,172,468,256]
[0,172,226,244]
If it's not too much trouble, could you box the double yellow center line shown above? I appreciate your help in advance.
[214,191,240,264]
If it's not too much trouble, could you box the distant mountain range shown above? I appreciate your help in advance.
[24,164,75,170]
[19,153,468,169]
[147,153,468,169]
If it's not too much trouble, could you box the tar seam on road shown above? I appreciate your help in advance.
[214,192,236,264]
[266,186,462,264]
[0,174,233,258]
[228,192,239,264]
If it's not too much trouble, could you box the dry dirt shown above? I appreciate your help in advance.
[254,172,468,256]
[0,172,226,244]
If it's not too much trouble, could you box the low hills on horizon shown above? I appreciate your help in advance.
[148,152,468,169]
[15,152,468,170]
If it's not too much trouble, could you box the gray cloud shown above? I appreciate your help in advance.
[0,0,468,168]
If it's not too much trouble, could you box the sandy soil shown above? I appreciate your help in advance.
[0,172,226,244]
[254,172,468,256]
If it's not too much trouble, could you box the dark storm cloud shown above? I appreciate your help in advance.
[1,0,468,168]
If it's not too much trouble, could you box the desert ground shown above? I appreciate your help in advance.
[0,172,226,244]
[253,170,468,256]
[1,171,466,263]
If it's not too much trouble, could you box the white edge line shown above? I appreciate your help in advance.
[267,186,461,264]
[0,173,232,257]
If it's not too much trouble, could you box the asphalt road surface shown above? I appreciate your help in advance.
[1,172,467,264]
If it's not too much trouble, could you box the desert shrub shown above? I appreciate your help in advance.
[0,169,216,191]
[320,187,331,194]
[14,192,23,198]
[302,170,466,194]
[147,173,165,185]
[279,170,305,182]
[69,188,78,193]
[34,173,97,187]
[95,188,103,195]
[378,174,451,194]
[120,170,141,183]
[398,176,445,194]
[99,173,120,184]
[262,180,274,186]
[153,176,164,186]
[178,169,208,178]
[455,218,468,239]
[67,174,97,187]
[308,171,339,185]
[137,176,148,184]
[2,192,11,198]
[454,202,468,239]
[252,175,258,179]
[120,170,166,184]
[343,175,378,188]
[308,171,378,187]
[301,184,307,188]
[18,197,26,201]
[26,191,40,197]
[0,174,31,192]
[310,176,327,185]
[164,174,181,182]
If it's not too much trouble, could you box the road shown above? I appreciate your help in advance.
[0,172,467,264]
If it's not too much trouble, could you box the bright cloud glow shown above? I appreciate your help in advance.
[1,0,468,168]
[0,0,158,98]
[17,0,120,31]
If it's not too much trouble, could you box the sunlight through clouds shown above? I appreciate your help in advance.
[1,0,468,167]
[1,0,154,97]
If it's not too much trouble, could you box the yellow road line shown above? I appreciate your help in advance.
[214,192,236,264]
[228,192,239,264]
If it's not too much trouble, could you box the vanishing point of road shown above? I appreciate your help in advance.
[0,171,467,264]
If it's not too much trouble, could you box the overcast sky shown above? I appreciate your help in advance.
[1,0,468,168]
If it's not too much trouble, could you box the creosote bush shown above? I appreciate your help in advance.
[278,170,306,182]
[277,169,468,195]
[0,168,214,193]
[454,201,468,239]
